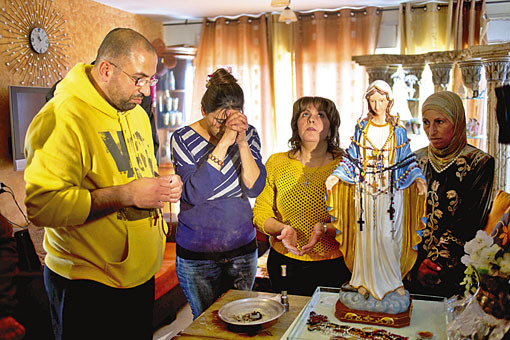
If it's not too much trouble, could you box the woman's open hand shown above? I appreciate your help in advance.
[277,224,300,255]
[300,222,325,255]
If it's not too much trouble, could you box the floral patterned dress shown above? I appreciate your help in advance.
[410,144,495,297]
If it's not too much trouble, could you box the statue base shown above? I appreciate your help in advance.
[335,299,412,328]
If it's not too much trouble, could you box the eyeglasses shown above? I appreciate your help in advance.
[108,61,158,87]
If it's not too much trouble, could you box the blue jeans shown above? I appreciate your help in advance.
[176,249,258,319]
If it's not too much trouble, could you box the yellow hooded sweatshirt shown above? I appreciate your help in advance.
[24,63,166,288]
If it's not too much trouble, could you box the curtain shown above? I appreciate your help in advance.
[452,0,487,50]
[289,8,382,148]
[400,1,487,54]
[399,1,488,150]
[191,15,274,159]
[400,2,451,55]
[452,0,487,150]
[268,15,295,154]
[193,9,381,157]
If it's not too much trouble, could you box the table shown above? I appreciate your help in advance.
[283,287,448,340]
[171,289,309,340]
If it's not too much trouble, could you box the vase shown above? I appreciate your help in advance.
[447,272,510,340]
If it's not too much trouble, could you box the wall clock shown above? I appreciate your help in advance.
[29,27,50,54]
[0,0,71,86]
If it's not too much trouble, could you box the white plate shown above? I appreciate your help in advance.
[218,297,285,326]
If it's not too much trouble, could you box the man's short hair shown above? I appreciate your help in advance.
[96,28,156,63]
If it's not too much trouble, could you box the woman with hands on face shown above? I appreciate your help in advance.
[253,96,351,296]
[170,68,266,318]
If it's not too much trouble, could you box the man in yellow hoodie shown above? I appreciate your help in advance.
[24,28,182,340]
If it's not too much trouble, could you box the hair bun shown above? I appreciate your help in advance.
[206,67,237,88]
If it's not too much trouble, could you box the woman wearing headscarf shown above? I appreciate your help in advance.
[326,80,427,303]
[252,96,351,296]
[408,91,495,297]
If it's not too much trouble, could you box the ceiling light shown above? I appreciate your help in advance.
[271,0,289,7]
[279,6,297,24]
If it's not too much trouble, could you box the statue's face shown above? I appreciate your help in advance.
[368,91,389,117]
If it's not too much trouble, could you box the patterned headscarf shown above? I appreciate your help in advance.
[421,91,467,172]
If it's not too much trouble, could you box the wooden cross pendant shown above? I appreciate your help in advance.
[357,215,365,231]
[387,205,395,221]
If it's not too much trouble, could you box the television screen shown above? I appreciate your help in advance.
[8,85,50,171]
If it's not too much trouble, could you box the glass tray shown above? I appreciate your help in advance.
[285,286,448,340]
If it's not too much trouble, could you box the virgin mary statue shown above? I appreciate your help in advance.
[326,80,427,310]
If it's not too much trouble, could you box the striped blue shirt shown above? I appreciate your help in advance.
[171,125,266,253]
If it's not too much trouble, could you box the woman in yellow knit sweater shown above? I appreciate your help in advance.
[253,96,351,296]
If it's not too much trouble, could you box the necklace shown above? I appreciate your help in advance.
[303,166,321,188]
[362,123,394,156]
[358,122,395,177]
[295,150,329,188]
[427,148,462,173]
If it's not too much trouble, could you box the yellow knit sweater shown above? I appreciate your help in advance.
[253,152,343,261]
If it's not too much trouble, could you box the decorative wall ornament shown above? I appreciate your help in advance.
[458,59,483,98]
[483,57,510,84]
[429,62,453,92]
[399,64,423,119]
[0,0,71,86]
[366,65,398,86]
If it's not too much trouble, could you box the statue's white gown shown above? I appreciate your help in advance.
[349,122,404,300]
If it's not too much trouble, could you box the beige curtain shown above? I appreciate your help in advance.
[268,15,295,154]
[191,16,274,159]
[400,0,487,54]
[194,9,381,156]
[288,8,382,147]
[399,1,487,150]
[400,2,450,54]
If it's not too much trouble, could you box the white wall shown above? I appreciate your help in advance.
[377,8,399,50]
[163,21,202,46]
[487,2,510,43]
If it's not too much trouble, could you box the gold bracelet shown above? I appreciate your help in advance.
[208,153,224,167]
